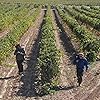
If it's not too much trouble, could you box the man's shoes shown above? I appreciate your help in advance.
[78,84,81,87]
[76,83,81,87]
[78,83,81,87]
[18,72,24,76]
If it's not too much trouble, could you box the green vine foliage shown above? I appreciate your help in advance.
[57,7,100,62]
[36,8,60,95]
[0,7,40,64]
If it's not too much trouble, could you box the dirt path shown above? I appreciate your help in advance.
[51,9,76,99]
[53,9,100,100]
[73,61,100,100]
[38,9,76,100]
[0,8,100,100]
[0,10,45,100]
[52,9,77,87]
[54,8,100,100]
[38,9,100,100]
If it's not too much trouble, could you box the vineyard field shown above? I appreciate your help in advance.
[0,3,100,100]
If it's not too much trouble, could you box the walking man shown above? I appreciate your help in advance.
[14,44,25,75]
[74,53,89,86]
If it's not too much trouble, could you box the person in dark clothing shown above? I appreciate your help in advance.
[14,44,25,75]
[74,53,89,86]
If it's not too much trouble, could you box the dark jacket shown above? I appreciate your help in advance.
[73,56,89,72]
[14,48,25,61]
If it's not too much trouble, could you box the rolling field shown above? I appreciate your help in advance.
[0,0,100,5]
[0,2,100,100]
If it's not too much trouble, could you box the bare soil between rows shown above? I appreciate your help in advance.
[40,9,100,100]
[0,8,100,100]
[0,10,45,100]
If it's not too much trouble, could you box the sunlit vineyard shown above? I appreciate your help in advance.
[0,2,100,99]
[57,5,100,62]
[0,3,40,64]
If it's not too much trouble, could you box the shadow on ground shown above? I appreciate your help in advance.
[52,85,76,91]
[0,76,17,80]
[16,15,44,98]
[52,9,77,62]
[16,9,76,98]
[16,10,47,98]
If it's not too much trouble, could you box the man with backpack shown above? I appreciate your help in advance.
[14,44,25,75]
[73,53,89,86]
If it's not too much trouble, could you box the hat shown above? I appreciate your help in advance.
[79,53,84,56]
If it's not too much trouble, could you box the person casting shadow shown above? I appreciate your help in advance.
[14,44,25,75]
[73,53,89,86]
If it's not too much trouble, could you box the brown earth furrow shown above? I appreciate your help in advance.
[40,9,76,100]
[0,10,45,100]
